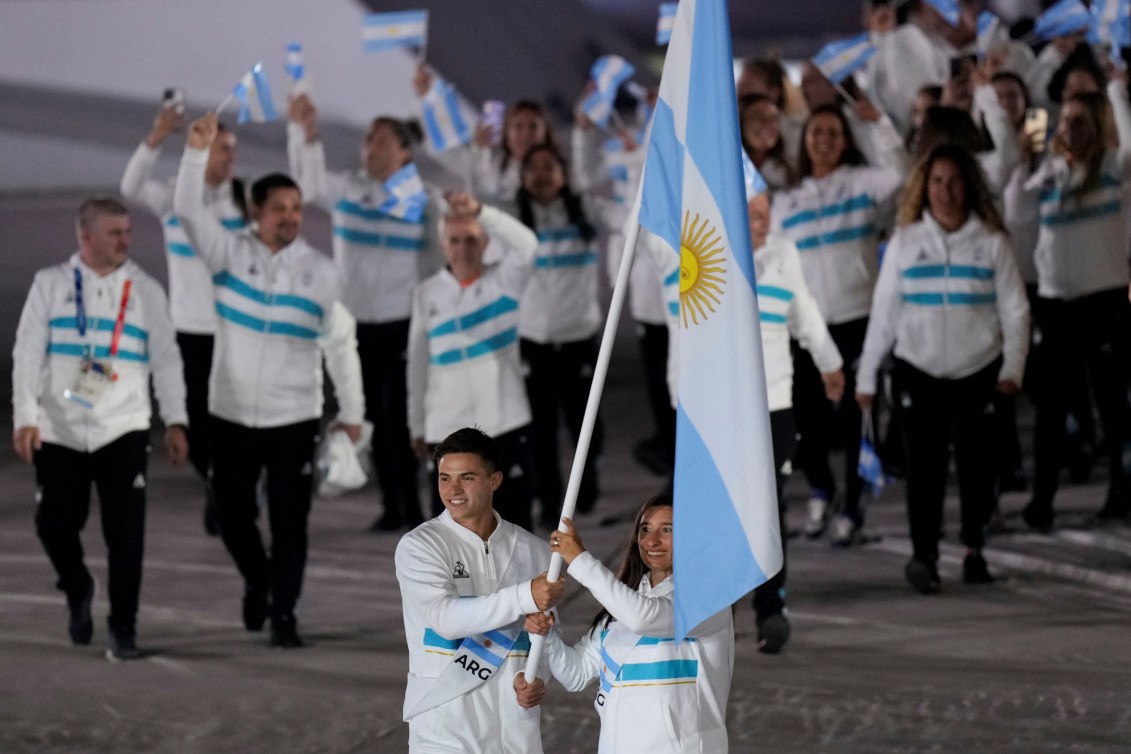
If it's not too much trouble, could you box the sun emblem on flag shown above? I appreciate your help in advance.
[678,211,726,328]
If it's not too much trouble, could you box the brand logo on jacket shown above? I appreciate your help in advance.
[452,560,469,579]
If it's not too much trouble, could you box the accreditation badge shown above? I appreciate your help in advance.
[63,356,115,409]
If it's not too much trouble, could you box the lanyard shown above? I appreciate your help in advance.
[74,269,132,359]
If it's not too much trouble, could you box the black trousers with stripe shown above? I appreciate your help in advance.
[34,430,149,637]
[209,416,319,622]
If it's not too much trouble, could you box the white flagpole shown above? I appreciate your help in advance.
[522,187,647,682]
[214,92,234,115]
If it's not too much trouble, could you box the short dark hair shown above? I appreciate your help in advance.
[433,427,502,472]
[249,173,300,208]
[77,196,128,231]
[368,116,422,150]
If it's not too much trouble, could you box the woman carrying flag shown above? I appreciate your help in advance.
[525,495,733,753]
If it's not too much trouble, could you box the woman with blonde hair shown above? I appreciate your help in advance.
[857,143,1030,593]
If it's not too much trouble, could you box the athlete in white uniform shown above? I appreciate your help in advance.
[528,496,733,754]
[395,427,564,753]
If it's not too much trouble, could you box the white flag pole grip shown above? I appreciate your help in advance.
[522,216,646,681]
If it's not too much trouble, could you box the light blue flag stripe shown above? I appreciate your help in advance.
[461,637,507,668]
[334,199,423,225]
[638,99,685,255]
[901,265,994,280]
[429,296,518,337]
[812,33,877,85]
[1035,0,1092,39]
[923,0,961,26]
[212,271,323,317]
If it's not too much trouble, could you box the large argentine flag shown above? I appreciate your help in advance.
[637,0,781,641]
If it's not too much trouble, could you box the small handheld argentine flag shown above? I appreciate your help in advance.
[285,42,309,95]
[923,0,961,27]
[421,76,472,153]
[232,64,278,124]
[812,34,877,86]
[976,12,1002,55]
[581,55,636,128]
[1034,0,1092,40]
[857,412,886,496]
[656,3,678,45]
[1088,0,1131,49]
[380,163,428,223]
[363,10,428,54]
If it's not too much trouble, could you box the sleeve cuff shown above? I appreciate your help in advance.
[516,581,539,615]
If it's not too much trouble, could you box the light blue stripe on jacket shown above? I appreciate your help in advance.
[781,193,875,229]
[212,271,324,318]
[332,226,426,251]
[902,265,994,280]
[618,659,699,683]
[431,328,518,365]
[429,297,518,337]
[214,301,320,339]
[903,292,997,306]
[47,343,147,362]
[49,316,148,341]
[795,223,877,250]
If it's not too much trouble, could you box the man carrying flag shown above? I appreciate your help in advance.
[395,427,563,753]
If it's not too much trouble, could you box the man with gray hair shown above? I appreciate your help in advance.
[12,196,189,661]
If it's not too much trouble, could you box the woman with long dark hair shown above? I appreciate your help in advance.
[526,495,733,753]
[856,143,1030,593]
[771,103,907,545]
[514,143,605,527]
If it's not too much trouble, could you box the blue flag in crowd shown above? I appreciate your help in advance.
[285,42,304,81]
[923,0,961,26]
[362,10,428,53]
[742,150,767,200]
[581,55,636,128]
[1088,0,1131,48]
[977,11,1001,55]
[637,0,782,641]
[232,64,278,124]
[656,3,678,45]
[421,76,472,153]
[1034,0,1092,40]
[811,34,877,85]
[380,163,428,223]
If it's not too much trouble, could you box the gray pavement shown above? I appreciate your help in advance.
[2,196,1131,752]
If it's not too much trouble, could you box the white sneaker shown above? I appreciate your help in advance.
[804,496,829,539]
[830,514,856,546]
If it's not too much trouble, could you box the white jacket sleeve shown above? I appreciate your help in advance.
[567,551,731,638]
[483,204,539,293]
[11,272,51,430]
[1025,44,1066,110]
[846,108,910,175]
[856,229,905,395]
[973,84,1022,195]
[319,301,365,425]
[571,125,607,193]
[407,287,429,440]
[139,278,188,428]
[993,236,1030,388]
[1107,80,1131,177]
[173,146,237,275]
[287,129,348,211]
[784,246,843,374]
[542,627,601,693]
[120,143,173,216]
[394,534,540,638]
